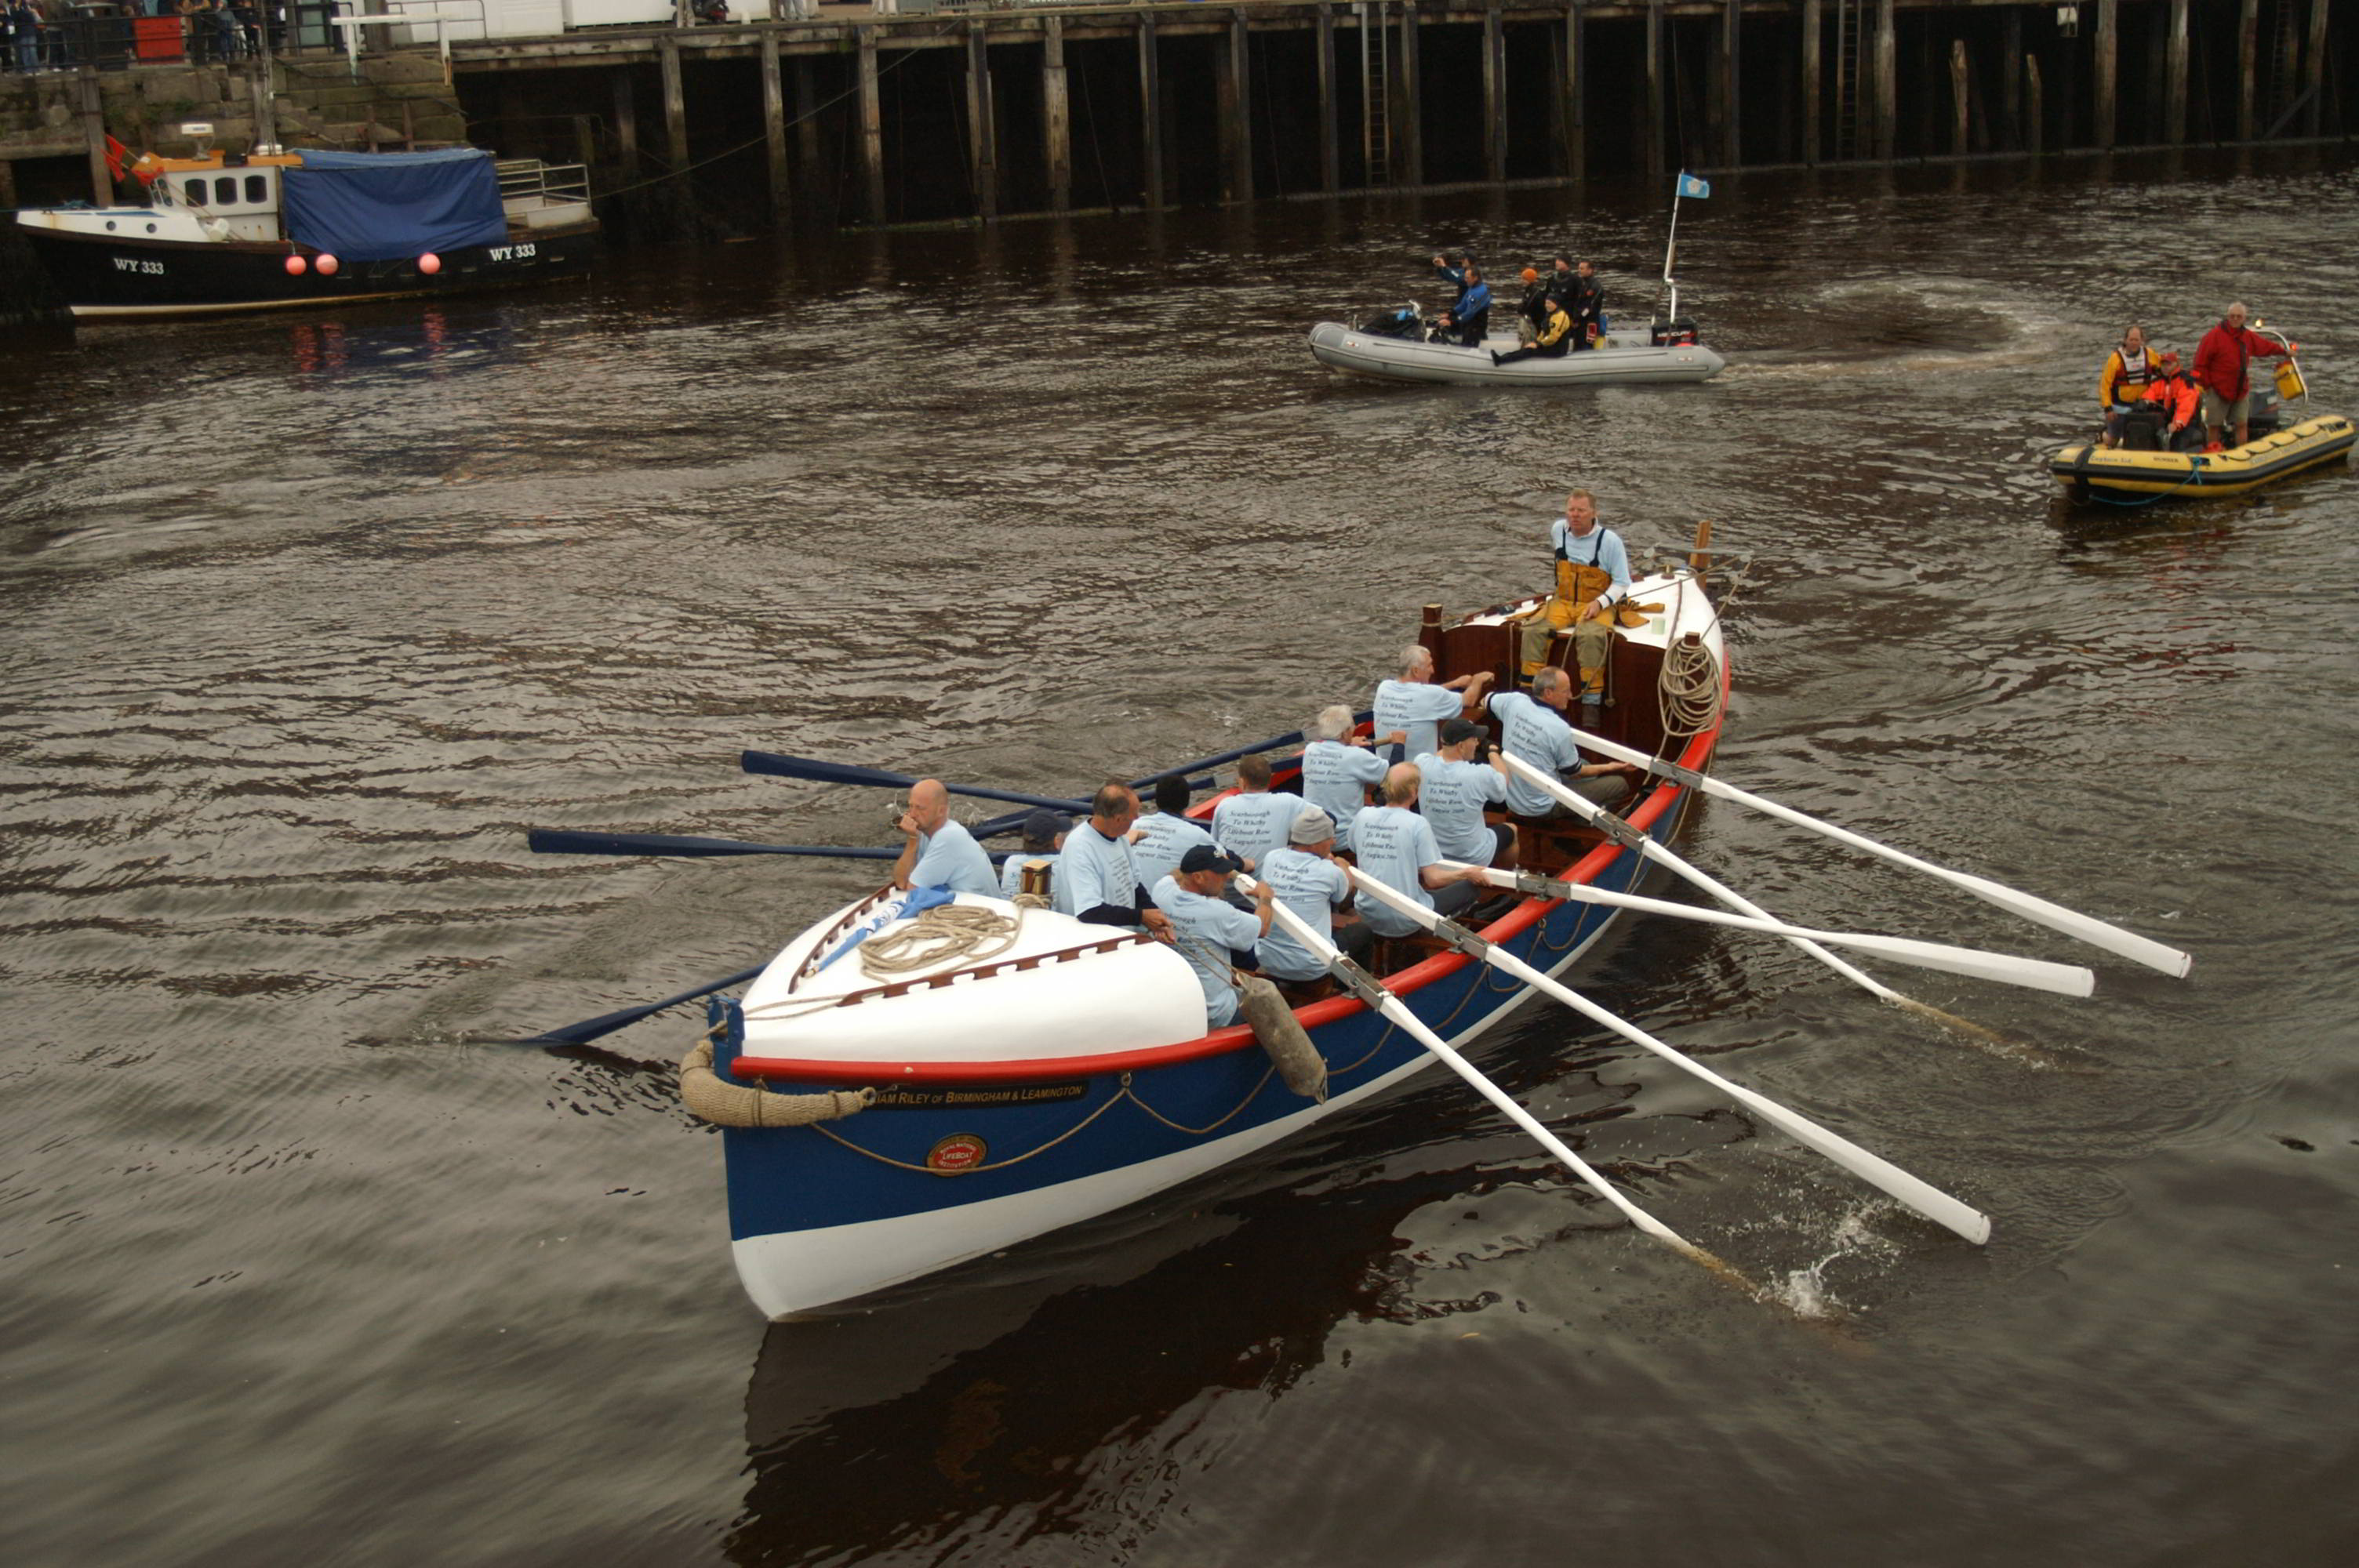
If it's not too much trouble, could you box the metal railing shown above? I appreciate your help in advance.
[496,158,591,203]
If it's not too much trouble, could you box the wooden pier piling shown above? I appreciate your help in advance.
[373,0,2347,235]
[1044,18,1071,212]
[1137,16,1161,209]
[761,32,790,225]
[2096,0,2117,150]
[970,24,999,219]
[857,28,885,223]
[1316,4,1339,193]
[659,36,688,173]
[2166,0,2189,144]
[1558,3,1587,184]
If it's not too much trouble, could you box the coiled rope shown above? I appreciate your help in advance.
[1658,632,1724,738]
[857,902,1024,979]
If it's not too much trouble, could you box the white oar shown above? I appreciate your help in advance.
[1347,865,1993,1244]
[1559,726,2192,978]
[1236,873,1764,1295]
[1447,862,2094,998]
[1496,751,1964,1025]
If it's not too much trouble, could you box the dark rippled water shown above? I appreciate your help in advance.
[5,147,2357,1566]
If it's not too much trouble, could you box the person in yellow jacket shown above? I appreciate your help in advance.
[1492,299,1576,366]
[2098,324,2161,448]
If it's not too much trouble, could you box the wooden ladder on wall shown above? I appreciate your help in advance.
[1831,0,1865,159]
[1360,0,1394,183]
[2258,0,2310,136]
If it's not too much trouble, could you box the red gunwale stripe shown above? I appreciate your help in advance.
[732,697,1724,1088]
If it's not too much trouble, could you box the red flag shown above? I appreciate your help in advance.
[104,135,129,184]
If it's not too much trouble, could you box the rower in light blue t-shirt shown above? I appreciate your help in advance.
[1210,755,1294,868]
[1349,803,1448,938]
[1373,643,1494,763]
[1150,846,1274,1029]
[1297,706,1387,850]
[1131,808,1214,892]
[1252,808,1361,982]
[892,779,1001,897]
[1415,730,1512,866]
[1488,676,1633,817]
[997,808,1072,907]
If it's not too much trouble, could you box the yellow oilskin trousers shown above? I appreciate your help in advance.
[1520,561,1617,693]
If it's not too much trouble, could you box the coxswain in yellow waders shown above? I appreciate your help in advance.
[1518,490,1645,702]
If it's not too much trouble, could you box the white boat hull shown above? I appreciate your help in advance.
[729,894,1634,1318]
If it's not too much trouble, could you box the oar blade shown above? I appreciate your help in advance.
[1732,1096,1993,1243]
[1568,729,2192,978]
[742,750,1084,814]
[528,829,900,862]
[514,963,769,1047]
[1353,863,1995,1245]
[1829,933,2096,998]
[1938,868,2193,978]
[740,750,918,790]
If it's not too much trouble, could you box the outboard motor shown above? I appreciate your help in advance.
[2247,381,2283,439]
[2117,408,2166,452]
[1649,317,1699,347]
[1358,303,1425,340]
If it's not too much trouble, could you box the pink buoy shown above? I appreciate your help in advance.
[418,253,441,276]
[285,255,308,276]
[316,253,340,277]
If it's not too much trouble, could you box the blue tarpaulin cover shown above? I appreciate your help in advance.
[282,148,507,263]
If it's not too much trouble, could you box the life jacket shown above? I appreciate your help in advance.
[2140,371,2197,423]
[2106,347,2157,406]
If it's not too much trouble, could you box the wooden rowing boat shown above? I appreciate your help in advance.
[707,564,1728,1318]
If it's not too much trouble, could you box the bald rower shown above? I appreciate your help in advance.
[1348,764,1490,939]
[890,778,1001,896]
[1056,782,1175,938]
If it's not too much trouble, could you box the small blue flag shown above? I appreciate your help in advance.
[1676,172,1711,200]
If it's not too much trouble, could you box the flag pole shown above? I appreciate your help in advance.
[1656,174,1684,327]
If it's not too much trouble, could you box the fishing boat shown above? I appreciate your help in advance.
[13,132,597,320]
[1308,314,1726,389]
[2048,335,2353,504]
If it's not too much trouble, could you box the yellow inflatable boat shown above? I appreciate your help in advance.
[2049,413,2356,504]
[2051,336,2351,504]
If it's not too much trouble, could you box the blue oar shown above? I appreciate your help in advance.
[516,717,1381,1044]
[510,964,768,1047]
[527,829,1024,863]
[529,829,909,862]
[753,710,1374,840]
[740,751,1090,813]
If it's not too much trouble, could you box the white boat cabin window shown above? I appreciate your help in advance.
[179,176,268,209]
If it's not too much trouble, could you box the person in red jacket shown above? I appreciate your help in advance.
[2135,351,2202,451]
[2193,302,2294,452]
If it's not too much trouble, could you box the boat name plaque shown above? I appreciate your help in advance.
[876,1083,1089,1113]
